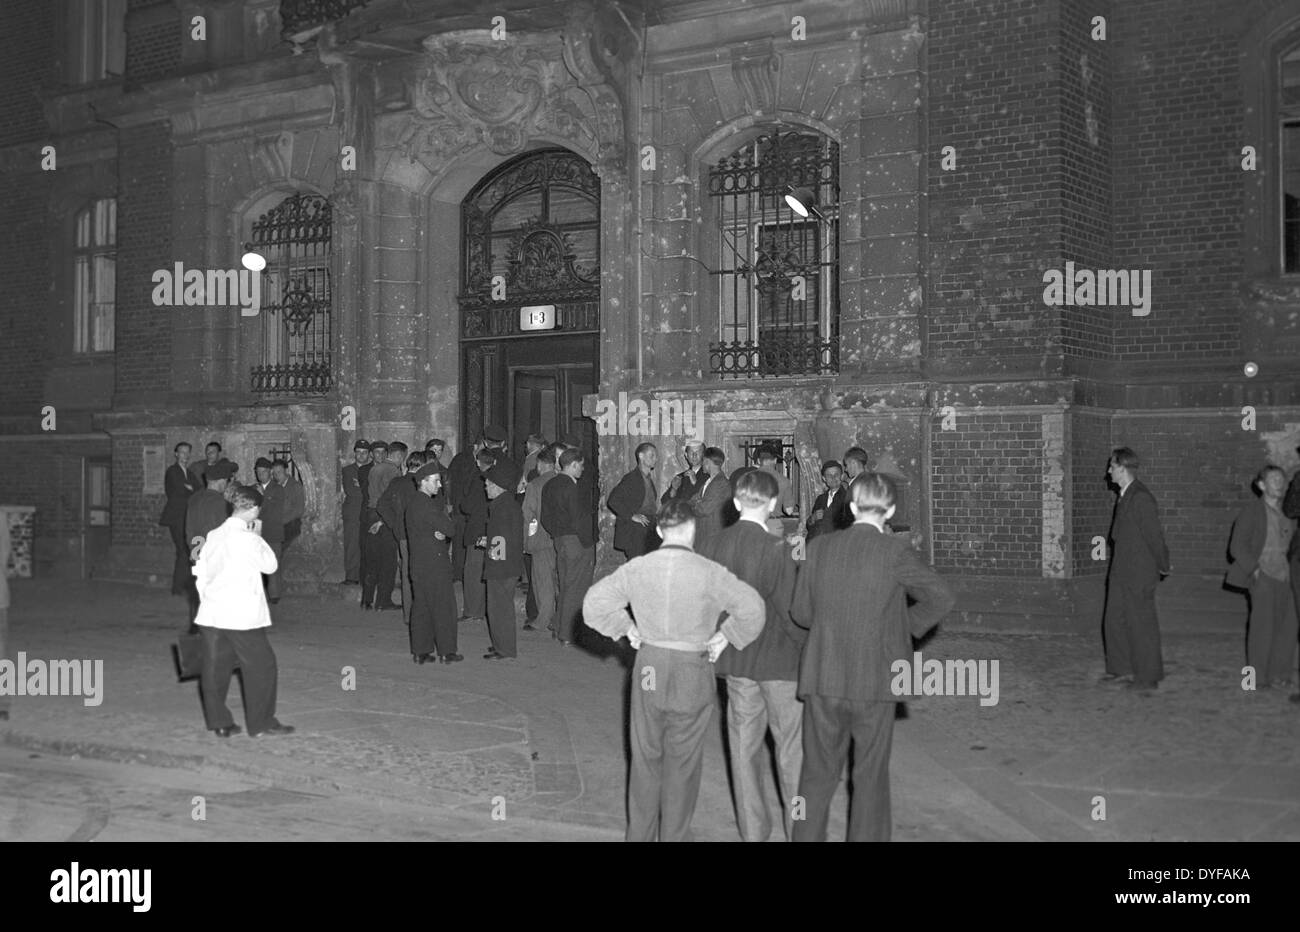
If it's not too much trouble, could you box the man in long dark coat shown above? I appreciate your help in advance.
[1101,446,1171,692]
[406,462,460,664]
[160,441,196,599]
[482,458,525,660]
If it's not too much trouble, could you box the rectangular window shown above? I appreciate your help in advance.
[73,199,116,354]
[67,0,126,84]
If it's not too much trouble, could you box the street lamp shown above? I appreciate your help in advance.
[784,185,824,221]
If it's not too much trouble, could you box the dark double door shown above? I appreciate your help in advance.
[462,333,598,469]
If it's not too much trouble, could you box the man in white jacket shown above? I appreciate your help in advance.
[194,485,294,738]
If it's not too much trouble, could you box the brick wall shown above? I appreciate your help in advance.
[931,412,1045,575]
[125,0,182,88]
[114,121,174,402]
[0,439,111,568]
[1069,408,1112,576]
[927,0,1063,374]
[1109,0,1242,362]
[1111,413,1295,579]
[0,0,54,149]
[110,433,171,547]
[1059,0,1113,361]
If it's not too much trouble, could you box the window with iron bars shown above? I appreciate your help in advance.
[245,193,333,395]
[708,131,839,379]
[279,0,369,37]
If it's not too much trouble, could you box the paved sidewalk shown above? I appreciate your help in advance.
[2,579,1295,841]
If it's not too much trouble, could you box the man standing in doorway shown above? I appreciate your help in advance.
[1100,447,1172,693]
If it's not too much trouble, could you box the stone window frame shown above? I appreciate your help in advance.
[692,117,843,381]
[71,197,117,355]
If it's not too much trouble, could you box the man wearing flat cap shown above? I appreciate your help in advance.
[255,456,287,604]
[340,440,371,585]
[406,462,461,663]
[482,458,525,660]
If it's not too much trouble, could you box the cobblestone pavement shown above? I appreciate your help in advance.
[2,579,1295,841]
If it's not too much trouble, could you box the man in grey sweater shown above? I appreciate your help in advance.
[584,499,765,842]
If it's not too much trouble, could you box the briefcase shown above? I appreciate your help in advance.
[172,633,205,681]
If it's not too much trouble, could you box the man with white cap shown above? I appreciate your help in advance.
[662,439,706,506]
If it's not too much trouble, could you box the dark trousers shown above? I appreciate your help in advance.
[462,547,487,617]
[198,626,280,734]
[342,504,361,581]
[410,564,458,657]
[1247,573,1298,685]
[357,512,371,588]
[524,554,538,622]
[363,527,398,607]
[166,522,190,595]
[555,536,594,642]
[793,696,895,842]
[452,513,468,582]
[618,523,659,561]
[1103,576,1164,686]
[398,540,413,624]
[627,645,716,842]
[486,577,518,657]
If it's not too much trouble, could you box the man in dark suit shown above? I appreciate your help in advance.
[698,469,804,842]
[254,457,287,604]
[459,446,496,621]
[689,447,730,553]
[482,458,525,660]
[608,442,661,560]
[1101,447,1172,692]
[792,473,954,843]
[806,459,843,541]
[661,439,705,505]
[159,442,196,599]
[189,441,237,490]
[541,448,595,646]
[406,462,460,664]
[447,434,484,583]
[833,447,869,529]
[340,440,370,584]
[377,450,426,626]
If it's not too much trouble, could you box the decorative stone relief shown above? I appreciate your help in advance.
[400,3,628,176]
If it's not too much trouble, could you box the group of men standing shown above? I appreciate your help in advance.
[338,429,601,662]
[586,461,956,842]
[158,440,305,625]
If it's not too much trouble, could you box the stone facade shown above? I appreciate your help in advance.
[1,0,1298,630]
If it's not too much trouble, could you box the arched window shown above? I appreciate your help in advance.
[73,198,116,354]
[707,130,839,378]
[245,193,333,394]
[1281,40,1300,273]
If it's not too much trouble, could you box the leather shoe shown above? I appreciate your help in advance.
[415,652,438,665]
[250,723,295,737]
[522,623,536,631]
[212,724,242,738]
[485,650,512,660]
[360,602,373,610]
[440,653,464,664]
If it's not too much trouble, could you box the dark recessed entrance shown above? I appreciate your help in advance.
[458,148,599,465]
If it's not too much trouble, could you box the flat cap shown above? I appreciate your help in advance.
[484,424,507,443]
[254,456,274,469]
[414,462,444,482]
[484,458,521,492]
[353,439,371,451]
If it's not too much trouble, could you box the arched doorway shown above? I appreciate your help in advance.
[458,148,600,465]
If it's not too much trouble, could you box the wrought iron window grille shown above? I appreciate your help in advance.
[244,193,333,396]
[707,131,840,379]
[279,0,369,40]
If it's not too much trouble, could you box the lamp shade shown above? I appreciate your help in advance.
[784,185,818,218]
